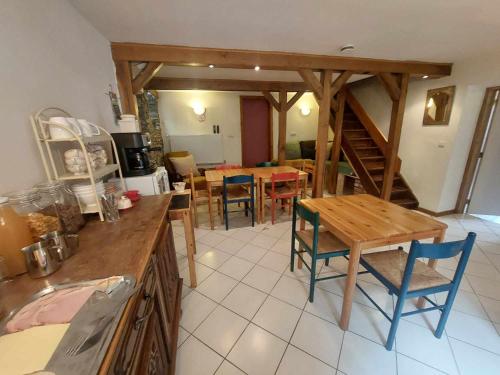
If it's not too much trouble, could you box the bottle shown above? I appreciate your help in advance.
[0,197,32,277]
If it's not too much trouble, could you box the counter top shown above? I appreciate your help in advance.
[0,194,173,373]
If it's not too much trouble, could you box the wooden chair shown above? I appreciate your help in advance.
[265,171,300,224]
[187,171,222,228]
[357,232,476,350]
[222,174,255,230]
[215,164,241,170]
[291,197,352,302]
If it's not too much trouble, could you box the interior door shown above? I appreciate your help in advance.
[469,95,500,215]
[240,96,272,167]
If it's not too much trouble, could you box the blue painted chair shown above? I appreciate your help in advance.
[291,197,354,302]
[357,232,476,350]
[222,174,255,230]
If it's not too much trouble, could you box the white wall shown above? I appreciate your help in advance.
[157,90,319,165]
[350,50,500,212]
[0,0,118,193]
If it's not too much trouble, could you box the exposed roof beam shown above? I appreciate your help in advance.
[146,77,310,92]
[111,43,452,76]
[132,62,163,94]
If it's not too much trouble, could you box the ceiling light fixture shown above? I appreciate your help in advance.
[254,65,260,71]
[208,64,215,68]
[340,44,355,53]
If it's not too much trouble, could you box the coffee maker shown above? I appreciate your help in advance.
[111,133,156,177]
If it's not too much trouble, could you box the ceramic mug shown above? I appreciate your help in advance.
[118,196,133,210]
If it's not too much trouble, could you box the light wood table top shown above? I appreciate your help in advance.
[299,194,447,330]
[205,166,307,184]
[300,194,447,249]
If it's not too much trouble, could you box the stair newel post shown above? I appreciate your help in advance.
[328,87,346,194]
[380,73,409,200]
[312,70,333,197]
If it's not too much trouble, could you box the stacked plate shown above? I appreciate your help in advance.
[72,181,104,207]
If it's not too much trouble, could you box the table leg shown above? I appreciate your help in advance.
[255,177,261,224]
[207,181,214,230]
[260,179,265,224]
[340,241,361,330]
[302,176,307,199]
[183,210,197,288]
[416,230,446,308]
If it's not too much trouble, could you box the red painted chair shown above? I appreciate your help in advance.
[215,164,241,170]
[265,172,300,224]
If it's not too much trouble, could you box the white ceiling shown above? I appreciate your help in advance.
[71,0,500,80]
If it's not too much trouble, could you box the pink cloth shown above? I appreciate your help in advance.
[6,286,97,333]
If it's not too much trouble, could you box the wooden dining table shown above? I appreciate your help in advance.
[204,166,308,229]
[299,194,448,330]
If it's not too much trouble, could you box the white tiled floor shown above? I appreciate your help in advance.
[174,206,500,375]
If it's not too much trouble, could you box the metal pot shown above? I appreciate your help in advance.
[20,240,61,278]
[40,231,77,261]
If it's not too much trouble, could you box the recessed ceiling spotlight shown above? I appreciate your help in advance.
[208,64,215,68]
[254,65,260,71]
[422,75,429,79]
[340,44,355,53]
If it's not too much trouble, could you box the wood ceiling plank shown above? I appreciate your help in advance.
[111,43,453,76]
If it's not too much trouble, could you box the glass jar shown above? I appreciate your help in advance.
[35,181,85,234]
[8,189,61,242]
[0,197,32,277]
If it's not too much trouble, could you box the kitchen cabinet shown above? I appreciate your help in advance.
[109,222,181,375]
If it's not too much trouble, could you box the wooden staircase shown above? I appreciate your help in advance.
[330,89,419,209]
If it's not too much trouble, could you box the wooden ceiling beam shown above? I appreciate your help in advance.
[284,91,305,112]
[298,69,323,99]
[377,72,401,101]
[262,91,280,111]
[132,62,163,94]
[146,77,309,92]
[111,43,452,76]
[331,71,353,98]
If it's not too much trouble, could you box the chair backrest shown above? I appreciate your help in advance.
[292,197,320,251]
[256,161,278,167]
[215,164,241,170]
[271,172,299,197]
[400,232,477,293]
[223,174,254,201]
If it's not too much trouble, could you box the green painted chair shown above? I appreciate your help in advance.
[256,161,278,167]
[291,196,353,302]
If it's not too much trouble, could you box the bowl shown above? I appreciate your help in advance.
[172,182,186,192]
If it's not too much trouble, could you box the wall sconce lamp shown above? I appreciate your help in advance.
[192,102,206,122]
[299,106,311,116]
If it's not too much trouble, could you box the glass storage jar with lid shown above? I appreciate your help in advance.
[7,188,61,242]
[35,181,85,234]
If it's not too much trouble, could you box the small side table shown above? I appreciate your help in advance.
[168,189,197,288]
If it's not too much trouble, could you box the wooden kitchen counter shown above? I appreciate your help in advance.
[0,194,182,375]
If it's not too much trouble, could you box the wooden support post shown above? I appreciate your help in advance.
[278,90,287,165]
[114,60,138,116]
[381,73,409,200]
[328,88,346,194]
[312,70,333,198]
[132,62,163,94]
[298,69,323,100]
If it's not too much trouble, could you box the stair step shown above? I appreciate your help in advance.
[373,174,401,182]
[361,156,385,161]
[391,198,419,209]
[347,137,372,141]
[368,166,385,173]
[354,146,379,150]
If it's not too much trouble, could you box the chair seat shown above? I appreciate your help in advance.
[265,184,297,197]
[296,228,349,254]
[226,185,252,200]
[361,249,450,292]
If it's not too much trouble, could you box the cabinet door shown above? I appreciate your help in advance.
[135,299,169,375]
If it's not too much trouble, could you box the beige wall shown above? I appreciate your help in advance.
[350,51,500,212]
[157,90,320,165]
[0,0,117,194]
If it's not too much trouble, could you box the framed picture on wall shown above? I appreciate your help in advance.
[423,86,456,126]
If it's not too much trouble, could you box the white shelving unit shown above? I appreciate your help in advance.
[30,107,126,221]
